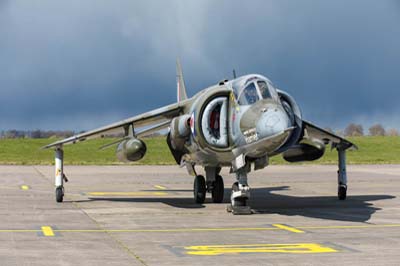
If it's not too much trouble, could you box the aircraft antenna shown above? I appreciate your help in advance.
[233,69,237,79]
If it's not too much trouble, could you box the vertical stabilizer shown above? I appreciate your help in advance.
[176,58,188,102]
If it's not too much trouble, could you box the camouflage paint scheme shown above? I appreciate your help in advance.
[45,61,356,213]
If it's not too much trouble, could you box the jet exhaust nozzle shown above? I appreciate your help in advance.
[116,138,147,162]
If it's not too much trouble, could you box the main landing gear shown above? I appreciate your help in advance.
[193,167,224,204]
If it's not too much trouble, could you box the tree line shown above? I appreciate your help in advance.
[0,124,398,139]
[0,130,77,139]
[342,124,399,137]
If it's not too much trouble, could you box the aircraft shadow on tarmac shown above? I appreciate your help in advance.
[81,186,395,222]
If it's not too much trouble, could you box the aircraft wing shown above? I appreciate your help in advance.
[302,120,357,150]
[43,101,187,149]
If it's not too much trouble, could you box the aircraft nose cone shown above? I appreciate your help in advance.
[256,108,289,139]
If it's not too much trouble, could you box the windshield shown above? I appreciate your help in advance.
[238,82,259,105]
[257,81,272,99]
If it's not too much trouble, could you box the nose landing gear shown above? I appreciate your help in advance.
[227,167,252,215]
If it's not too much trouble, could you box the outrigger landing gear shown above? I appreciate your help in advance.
[227,166,252,215]
[337,147,347,200]
[55,147,65,203]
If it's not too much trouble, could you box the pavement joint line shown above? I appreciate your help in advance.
[273,224,305,233]
[154,185,167,190]
[20,185,30,190]
[86,191,168,196]
[1,223,400,235]
[41,226,55,237]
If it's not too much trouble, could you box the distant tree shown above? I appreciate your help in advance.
[368,124,386,136]
[30,129,42,139]
[387,128,399,136]
[4,130,18,138]
[344,123,364,136]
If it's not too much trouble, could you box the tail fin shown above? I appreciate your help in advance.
[176,58,188,102]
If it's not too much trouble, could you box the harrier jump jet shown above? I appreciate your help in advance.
[44,60,356,214]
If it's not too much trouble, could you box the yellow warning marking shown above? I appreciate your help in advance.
[87,192,168,196]
[20,185,29,190]
[184,243,337,255]
[154,185,166,190]
[41,226,55,237]
[273,224,304,233]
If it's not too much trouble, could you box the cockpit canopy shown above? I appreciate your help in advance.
[231,75,278,105]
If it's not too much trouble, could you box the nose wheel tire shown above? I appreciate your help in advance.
[194,175,206,204]
[55,187,64,203]
[211,175,224,203]
[338,185,347,200]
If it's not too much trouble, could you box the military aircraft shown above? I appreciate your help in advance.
[44,60,356,214]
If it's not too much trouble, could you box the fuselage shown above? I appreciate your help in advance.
[173,74,301,167]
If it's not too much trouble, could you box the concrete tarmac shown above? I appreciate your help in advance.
[0,164,399,265]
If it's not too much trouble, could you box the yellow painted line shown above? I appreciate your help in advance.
[55,227,279,233]
[154,185,166,190]
[87,192,168,196]
[0,223,399,235]
[184,243,337,255]
[273,224,304,233]
[41,226,55,237]
[20,185,30,190]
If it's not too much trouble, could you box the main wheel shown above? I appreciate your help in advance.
[56,187,64,203]
[194,175,206,204]
[212,175,224,203]
[231,182,246,206]
[338,185,347,200]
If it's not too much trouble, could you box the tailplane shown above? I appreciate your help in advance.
[176,58,188,102]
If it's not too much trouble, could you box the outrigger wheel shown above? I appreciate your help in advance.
[338,184,347,200]
[55,187,64,203]
[194,175,206,204]
[211,175,224,203]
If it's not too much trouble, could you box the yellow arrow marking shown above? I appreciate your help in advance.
[273,224,304,233]
[41,226,55,237]
[20,185,29,190]
[185,243,337,255]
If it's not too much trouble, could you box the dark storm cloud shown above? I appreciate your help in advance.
[0,0,399,130]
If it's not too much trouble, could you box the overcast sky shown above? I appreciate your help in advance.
[1,0,399,131]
